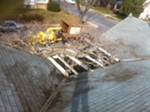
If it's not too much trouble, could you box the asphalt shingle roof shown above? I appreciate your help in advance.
[47,16,150,112]
[48,59,150,112]
[1,16,150,112]
[0,44,62,112]
[98,16,150,59]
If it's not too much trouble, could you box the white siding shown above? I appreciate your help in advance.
[36,0,49,3]
[139,0,150,20]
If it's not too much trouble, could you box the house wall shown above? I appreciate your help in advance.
[36,0,49,4]
[24,0,50,10]
[139,0,150,20]
[24,0,36,6]
[36,3,47,10]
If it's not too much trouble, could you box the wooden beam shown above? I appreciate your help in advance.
[56,55,79,75]
[66,55,89,71]
[47,57,69,77]
[98,48,120,62]
[39,77,67,112]
[98,48,111,56]
[85,55,105,68]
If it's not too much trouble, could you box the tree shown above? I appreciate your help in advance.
[121,0,145,17]
[97,0,115,8]
[75,0,97,24]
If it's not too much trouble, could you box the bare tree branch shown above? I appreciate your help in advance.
[75,0,97,23]
[0,23,121,71]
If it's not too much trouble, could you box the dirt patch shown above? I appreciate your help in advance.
[101,69,138,82]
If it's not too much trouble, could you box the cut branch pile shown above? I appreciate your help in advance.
[0,30,120,67]
[0,24,121,78]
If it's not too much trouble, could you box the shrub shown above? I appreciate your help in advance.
[20,14,44,22]
[5,14,44,23]
[121,0,145,17]
[47,2,61,12]
[4,15,22,22]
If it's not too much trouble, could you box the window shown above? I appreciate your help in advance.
[9,23,16,27]
[3,23,9,27]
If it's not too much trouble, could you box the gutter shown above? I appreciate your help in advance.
[122,57,150,62]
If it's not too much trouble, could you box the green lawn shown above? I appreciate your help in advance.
[91,7,126,21]
[79,1,126,22]
[92,7,114,15]
[3,5,126,24]
[4,8,80,24]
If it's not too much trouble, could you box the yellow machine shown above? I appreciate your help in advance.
[28,20,82,46]
[28,27,62,45]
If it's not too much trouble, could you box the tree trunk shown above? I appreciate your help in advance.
[76,0,97,24]
[79,12,86,24]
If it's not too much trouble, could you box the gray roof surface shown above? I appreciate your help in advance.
[98,16,150,59]
[48,58,150,112]
[47,16,150,112]
[1,16,150,112]
[0,44,62,112]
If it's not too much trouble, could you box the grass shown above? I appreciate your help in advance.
[92,7,114,15]
[79,1,126,22]
[5,8,80,24]
[25,9,80,23]
[12,8,29,14]
[91,7,126,21]
[3,5,126,24]
[78,0,126,22]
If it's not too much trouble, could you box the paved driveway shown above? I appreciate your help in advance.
[60,0,117,29]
